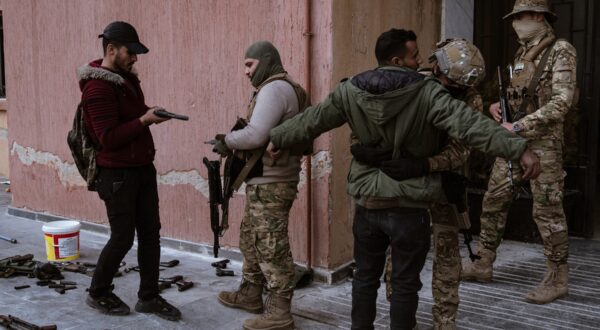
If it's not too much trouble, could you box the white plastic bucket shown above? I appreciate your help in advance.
[42,221,81,261]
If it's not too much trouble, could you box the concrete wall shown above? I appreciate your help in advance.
[4,0,441,271]
[327,0,441,268]
[441,0,474,41]
[0,1,8,178]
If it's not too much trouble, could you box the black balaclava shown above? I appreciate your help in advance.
[245,41,285,88]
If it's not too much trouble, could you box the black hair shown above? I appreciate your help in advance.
[102,38,124,55]
[375,28,417,65]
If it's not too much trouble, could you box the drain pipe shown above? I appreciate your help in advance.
[303,0,313,271]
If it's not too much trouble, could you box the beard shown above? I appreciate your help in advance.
[115,53,134,73]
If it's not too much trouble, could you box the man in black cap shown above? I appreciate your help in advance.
[78,21,181,321]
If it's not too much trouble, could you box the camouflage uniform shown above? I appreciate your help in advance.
[431,89,483,328]
[478,31,576,266]
[240,182,298,297]
[217,41,305,330]
[386,88,484,328]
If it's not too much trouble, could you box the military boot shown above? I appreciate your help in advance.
[524,262,568,304]
[217,280,264,314]
[434,321,455,330]
[461,247,495,283]
[243,293,294,330]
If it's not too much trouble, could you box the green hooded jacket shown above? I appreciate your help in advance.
[270,66,527,208]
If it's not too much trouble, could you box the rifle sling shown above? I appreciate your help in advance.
[231,148,264,192]
[518,38,557,115]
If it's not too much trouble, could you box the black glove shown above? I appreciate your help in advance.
[378,157,430,181]
[350,143,393,166]
[212,134,232,156]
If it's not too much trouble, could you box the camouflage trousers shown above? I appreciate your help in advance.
[240,181,298,298]
[479,140,568,263]
[385,204,461,328]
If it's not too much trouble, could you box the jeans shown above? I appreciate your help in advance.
[351,205,430,330]
[89,164,161,300]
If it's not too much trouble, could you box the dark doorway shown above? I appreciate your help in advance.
[471,0,599,240]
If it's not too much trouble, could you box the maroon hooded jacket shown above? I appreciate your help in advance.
[78,59,155,167]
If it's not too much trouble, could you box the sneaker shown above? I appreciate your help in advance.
[135,295,181,321]
[86,292,131,316]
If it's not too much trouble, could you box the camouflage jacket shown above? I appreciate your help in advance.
[427,87,484,173]
[512,31,577,141]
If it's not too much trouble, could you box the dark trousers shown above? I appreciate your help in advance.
[89,164,161,300]
[351,205,430,330]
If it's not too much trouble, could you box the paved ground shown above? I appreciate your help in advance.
[1,184,599,329]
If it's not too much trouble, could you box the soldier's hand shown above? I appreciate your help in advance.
[140,107,171,126]
[501,122,514,131]
[489,102,502,122]
[266,142,281,161]
[520,148,541,180]
[212,139,232,157]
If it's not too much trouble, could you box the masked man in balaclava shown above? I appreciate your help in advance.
[462,0,577,305]
[212,41,309,330]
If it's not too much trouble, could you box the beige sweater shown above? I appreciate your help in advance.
[225,80,301,185]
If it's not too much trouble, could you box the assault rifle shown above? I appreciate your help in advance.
[442,173,480,262]
[203,157,225,258]
[497,66,515,193]
[204,118,262,258]
[0,315,57,330]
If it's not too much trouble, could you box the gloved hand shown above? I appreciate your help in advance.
[378,157,429,181]
[212,134,232,156]
[350,143,393,166]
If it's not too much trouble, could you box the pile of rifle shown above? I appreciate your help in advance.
[50,261,96,277]
[0,314,56,330]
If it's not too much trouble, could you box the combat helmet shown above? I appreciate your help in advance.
[429,39,485,87]
[503,0,557,22]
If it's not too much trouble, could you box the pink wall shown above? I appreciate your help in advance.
[4,0,440,271]
[5,0,334,267]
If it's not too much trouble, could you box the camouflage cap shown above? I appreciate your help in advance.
[503,0,557,22]
[429,39,485,87]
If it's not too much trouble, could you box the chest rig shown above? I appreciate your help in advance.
[507,35,556,121]
[237,72,312,177]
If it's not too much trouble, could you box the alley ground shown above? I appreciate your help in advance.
[1,184,599,329]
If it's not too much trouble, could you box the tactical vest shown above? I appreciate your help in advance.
[247,73,313,165]
[506,35,556,120]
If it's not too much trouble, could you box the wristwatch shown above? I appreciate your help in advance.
[512,122,524,133]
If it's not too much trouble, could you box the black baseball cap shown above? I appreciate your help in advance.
[98,21,149,54]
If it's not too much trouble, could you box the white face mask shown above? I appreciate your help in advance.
[512,19,547,42]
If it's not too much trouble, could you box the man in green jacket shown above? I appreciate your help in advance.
[268,28,540,330]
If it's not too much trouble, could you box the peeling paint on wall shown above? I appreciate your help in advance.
[11,141,333,196]
[11,142,85,188]
[299,150,332,187]
[158,170,210,198]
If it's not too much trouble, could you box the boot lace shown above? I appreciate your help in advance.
[262,294,274,318]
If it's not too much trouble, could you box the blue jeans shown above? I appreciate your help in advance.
[351,205,430,330]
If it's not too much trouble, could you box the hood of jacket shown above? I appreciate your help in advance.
[349,66,428,126]
[77,59,139,91]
